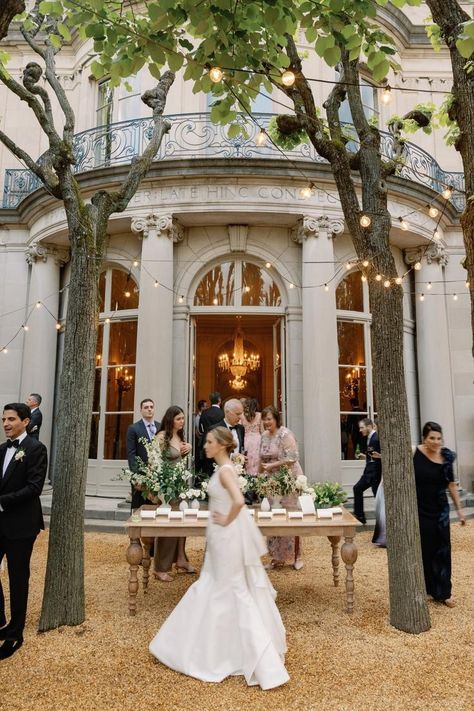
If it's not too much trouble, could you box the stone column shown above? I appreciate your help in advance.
[405,243,456,447]
[172,304,190,419]
[21,242,69,455]
[285,305,303,458]
[131,213,183,420]
[292,215,344,481]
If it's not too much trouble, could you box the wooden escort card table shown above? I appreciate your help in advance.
[125,506,361,616]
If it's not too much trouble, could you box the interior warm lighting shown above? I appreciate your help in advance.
[375,274,382,281]
[281,70,296,87]
[362,260,369,268]
[218,317,260,391]
[124,290,131,298]
[361,275,367,283]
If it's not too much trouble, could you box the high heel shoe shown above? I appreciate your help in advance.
[293,558,304,571]
[154,571,173,582]
[175,562,196,574]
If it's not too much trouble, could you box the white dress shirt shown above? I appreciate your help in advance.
[2,430,28,477]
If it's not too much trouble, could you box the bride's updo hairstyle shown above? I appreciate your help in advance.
[211,426,235,454]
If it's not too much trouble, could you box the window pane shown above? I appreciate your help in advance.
[89,413,100,459]
[111,269,139,310]
[99,272,106,312]
[92,368,101,411]
[336,272,363,311]
[106,365,136,412]
[338,321,365,365]
[96,323,104,360]
[194,262,235,305]
[340,413,367,461]
[97,81,113,127]
[104,413,134,459]
[339,366,367,412]
[108,320,137,365]
[242,262,281,306]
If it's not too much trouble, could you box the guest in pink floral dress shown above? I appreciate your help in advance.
[259,406,304,570]
[241,398,262,476]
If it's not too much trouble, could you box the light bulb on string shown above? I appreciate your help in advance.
[420,293,425,301]
[427,281,432,290]
[209,66,223,83]
[133,260,139,267]
[299,183,314,199]
[105,317,111,324]
[453,293,458,301]
[2,348,8,354]
[345,261,352,270]
[213,297,218,305]
[428,205,439,218]
[178,295,184,304]
[398,217,409,231]
[324,283,329,292]
[433,229,440,241]
[375,274,382,282]
[395,276,402,285]
[289,282,294,289]
[381,85,392,104]
[466,281,471,289]
[22,325,29,331]
[384,279,391,288]
[55,322,61,330]
[255,129,267,147]
[359,214,371,228]
[154,280,159,288]
[442,185,453,200]
[362,259,369,268]
[265,262,272,269]
[361,274,367,283]
[36,301,42,309]
[414,261,422,271]
[281,70,296,87]
[124,290,131,298]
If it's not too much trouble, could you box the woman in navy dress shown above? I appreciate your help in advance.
[413,422,466,607]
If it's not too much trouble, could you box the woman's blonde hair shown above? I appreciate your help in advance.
[209,426,235,454]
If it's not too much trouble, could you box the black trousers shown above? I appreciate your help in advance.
[0,536,35,638]
[353,469,381,522]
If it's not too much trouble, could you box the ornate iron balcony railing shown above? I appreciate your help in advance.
[2,112,465,211]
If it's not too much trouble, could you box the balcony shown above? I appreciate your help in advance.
[2,112,465,211]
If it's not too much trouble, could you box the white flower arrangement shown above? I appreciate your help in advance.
[14,448,26,462]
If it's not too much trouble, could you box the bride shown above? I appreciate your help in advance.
[149,426,289,690]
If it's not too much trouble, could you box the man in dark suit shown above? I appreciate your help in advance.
[201,398,246,477]
[0,402,47,659]
[353,417,382,524]
[126,398,161,511]
[197,392,225,477]
[25,393,43,440]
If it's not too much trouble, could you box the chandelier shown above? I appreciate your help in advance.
[342,367,360,400]
[218,319,260,390]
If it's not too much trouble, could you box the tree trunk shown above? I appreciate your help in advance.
[39,201,103,631]
[0,0,24,40]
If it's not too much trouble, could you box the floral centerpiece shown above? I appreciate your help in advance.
[253,466,309,499]
[230,453,253,493]
[306,481,347,508]
[121,438,195,504]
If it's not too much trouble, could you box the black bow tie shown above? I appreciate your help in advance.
[229,426,237,430]
[6,439,20,448]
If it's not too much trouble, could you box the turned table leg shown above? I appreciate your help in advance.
[126,537,143,616]
[141,537,154,592]
[328,536,341,587]
[341,535,358,614]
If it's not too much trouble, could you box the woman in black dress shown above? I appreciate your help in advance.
[414,422,466,607]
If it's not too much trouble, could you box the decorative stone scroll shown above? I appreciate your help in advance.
[291,214,345,243]
[25,242,70,266]
[131,213,184,242]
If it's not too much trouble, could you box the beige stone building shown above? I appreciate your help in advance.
[0,7,472,496]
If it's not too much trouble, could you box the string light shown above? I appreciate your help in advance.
[433,229,440,240]
[442,185,453,200]
[375,274,382,281]
[361,274,367,282]
[22,324,29,331]
[265,262,272,269]
[362,260,369,268]
[178,295,184,304]
[360,214,371,227]
[428,205,439,218]
[398,217,409,231]
[255,129,267,146]
[209,66,223,83]
[414,261,422,271]
[124,290,131,298]
[2,348,8,354]
[300,183,314,199]
[289,282,294,289]
[133,259,139,267]
[453,293,458,301]
[345,261,352,270]
[55,322,61,330]
[36,301,42,308]
[213,297,218,305]
[381,86,392,104]
[324,283,329,291]
[420,293,425,301]
[281,70,296,87]
[395,276,402,285]
[105,317,111,324]
[467,281,471,289]
[427,281,432,290]
[154,280,159,288]
[384,279,391,288]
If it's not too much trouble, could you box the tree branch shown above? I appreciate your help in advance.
[0,0,24,41]
[0,129,60,195]
[43,46,76,141]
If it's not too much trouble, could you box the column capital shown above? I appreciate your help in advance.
[25,242,70,266]
[404,243,448,267]
[291,215,344,243]
[131,213,184,242]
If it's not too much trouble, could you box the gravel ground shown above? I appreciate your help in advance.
[0,526,472,711]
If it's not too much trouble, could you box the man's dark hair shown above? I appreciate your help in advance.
[4,402,31,421]
[29,393,42,406]
[359,417,373,428]
[209,391,220,405]
[140,398,154,408]
[197,399,207,410]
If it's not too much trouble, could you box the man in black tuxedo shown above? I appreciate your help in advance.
[25,393,43,440]
[353,418,382,524]
[0,402,47,659]
[126,398,161,510]
[200,398,246,478]
[197,392,225,477]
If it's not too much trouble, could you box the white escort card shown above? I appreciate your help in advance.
[184,509,198,517]
[330,506,343,515]
[257,511,273,519]
[140,509,157,519]
[169,511,184,520]
[288,511,303,519]
[156,507,171,516]
[271,508,287,516]
[197,510,210,519]
[298,494,316,515]
[317,509,333,519]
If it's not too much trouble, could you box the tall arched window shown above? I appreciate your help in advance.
[193,260,281,307]
[337,272,374,460]
[89,267,139,460]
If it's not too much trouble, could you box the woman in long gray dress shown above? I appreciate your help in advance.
[153,406,196,582]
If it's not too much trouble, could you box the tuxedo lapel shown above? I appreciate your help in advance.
[0,443,7,481]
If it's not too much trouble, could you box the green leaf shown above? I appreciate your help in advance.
[372,58,390,82]
[49,34,62,49]
[227,123,241,139]
[305,26,318,44]
[324,45,341,67]
[456,37,474,59]
[57,23,71,42]
[167,52,184,72]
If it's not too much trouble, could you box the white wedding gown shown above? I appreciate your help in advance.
[149,466,289,689]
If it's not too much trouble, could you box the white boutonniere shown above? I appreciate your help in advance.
[14,448,26,462]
